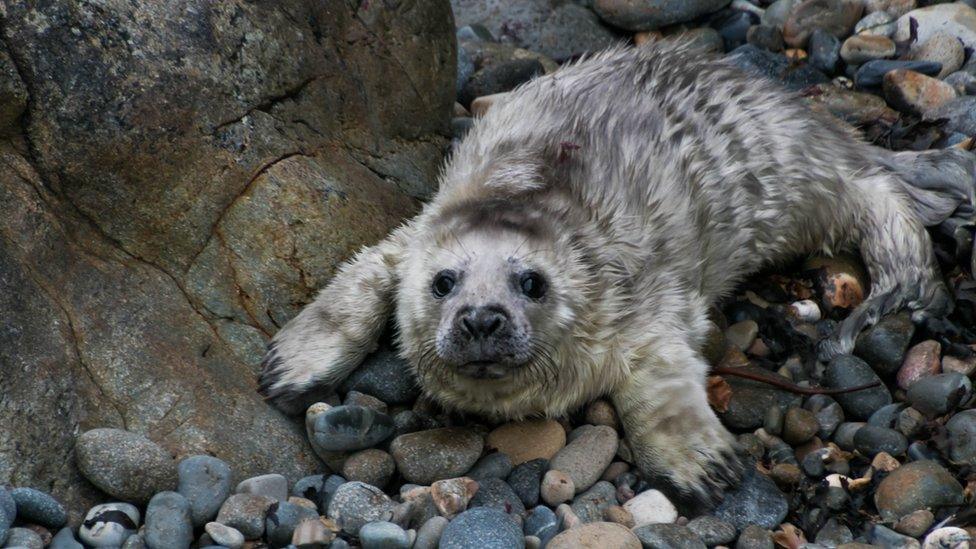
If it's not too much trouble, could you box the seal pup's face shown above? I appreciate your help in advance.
[396,201,586,415]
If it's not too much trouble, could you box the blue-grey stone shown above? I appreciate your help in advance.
[468,478,526,517]
[50,527,84,549]
[358,521,411,549]
[144,491,193,549]
[4,527,43,548]
[686,516,737,546]
[79,502,141,547]
[0,486,15,545]
[714,467,788,530]
[930,96,976,135]
[10,487,67,529]
[457,24,494,43]
[728,44,829,91]
[870,524,919,547]
[309,405,394,452]
[855,60,943,88]
[237,473,288,502]
[467,452,513,480]
[523,505,558,548]
[508,458,547,508]
[121,534,147,549]
[292,474,346,514]
[177,455,233,526]
[907,373,973,417]
[266,500,319,547]
[340,347,421,405]
[571,481,617,523]
[823,355,891,421]
[439,507,525,549]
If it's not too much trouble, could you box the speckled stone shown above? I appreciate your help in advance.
[75,428,177,504]
[438,507,525,549]
[177,455,233,526]
[10,488,67,529]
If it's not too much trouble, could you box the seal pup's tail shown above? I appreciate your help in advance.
[881,146,976,274]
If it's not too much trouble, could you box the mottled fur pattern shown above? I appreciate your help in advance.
[260,40,974,507]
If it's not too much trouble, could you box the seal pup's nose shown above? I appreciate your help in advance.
[457,305,509,340]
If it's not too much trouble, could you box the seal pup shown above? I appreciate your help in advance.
[259,40,975,506]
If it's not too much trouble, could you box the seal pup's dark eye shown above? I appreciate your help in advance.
[432,271,456,298]
[520,271,547,299]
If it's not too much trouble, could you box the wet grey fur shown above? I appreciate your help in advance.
[260,40,975,508]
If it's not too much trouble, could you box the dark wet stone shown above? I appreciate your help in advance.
[309,405,394,452]
[816,518,854,546]
[523,505,559,548]
[340,346,420,405]
[853,425,908,456]
[634,523,706,549]
[266,500,318,547]
[855,60,943,88]
[808,29,842,74]
[439,507,524,549]
[144,491,193,549]
[469,478,526,517]
[712,10,756,51]
[458,59,544,107]
[10,488,67,529]
[906,373,973,417]
[457,45,475,94]
[946,409,976,466]
[728,44,830,91]
[833,422,866,451]
[854,313,914,376]
[467,452,513,480]
[869,524,920,547]
[177,455,233,526]
[714,467,787,530]
[592,0,732,31]
[868,403,907,428]
[719,378,801,430]
[292,474,345,514]
[747,24,785,52]
[508,458,548,508]
[804,395,844,439]
[823,355,891,421]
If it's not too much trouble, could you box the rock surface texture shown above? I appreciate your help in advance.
[0,0,454,520]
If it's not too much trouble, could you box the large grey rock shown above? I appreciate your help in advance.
[0,0,454,519]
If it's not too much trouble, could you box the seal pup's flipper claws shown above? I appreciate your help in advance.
[612,346,744,512]
[258,225,412,414]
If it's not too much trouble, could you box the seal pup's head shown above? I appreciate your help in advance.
[395,196,596,418]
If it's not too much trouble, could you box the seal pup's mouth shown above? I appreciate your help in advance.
[457,360,510,379]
